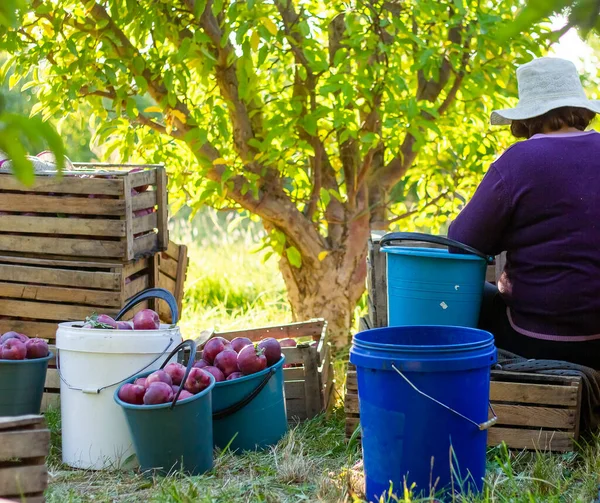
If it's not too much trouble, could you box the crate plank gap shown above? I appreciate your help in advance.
[0,164,169,261]
[196,320,334,422]
[345,357,582,452]
[0,415,50,503]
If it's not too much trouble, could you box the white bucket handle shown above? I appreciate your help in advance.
[58,337,174,394]
[391,364,497,431]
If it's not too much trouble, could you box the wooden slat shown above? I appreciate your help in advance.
[0,282,122,307]
[302,346,322,417]
[281,347,308,365]
[0,416,44,431]
[345,416,360,438]
[132,233,158,256]
[158,272,176,294]
[286,399,308,421]
[283,367,305,380]
[174,245,188,315]
[0,299,116,322]
[124,275,150,300]
[129,169,157,189]
[344,393,359,414]
[0,174,124,195]
[0,255,119,269]
[490,381,579,407]
[346,370,357,392]
[0,320,58,340]
[0,430,50,460]
[123,175,134,262]
[491,370,580,386]
[218,320,325,343]
[0,215,126,237]
[131,191,157,212]
[123,258,150,279]
[0,263,119,290]
[0,236,125,259]
[0,194,125,215]
[166,241,180,260]
[284,381,306,400]
[492,404,576,429]
[44,369,60,390]
[132,212,158,234]
[159,254,179,280]
[487,427,574,452]
[156,167,169,250]
[0,464,48,496]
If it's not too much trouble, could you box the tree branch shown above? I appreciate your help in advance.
[386,191,449,224]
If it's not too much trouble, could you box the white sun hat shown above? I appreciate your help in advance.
[490,57,600,126]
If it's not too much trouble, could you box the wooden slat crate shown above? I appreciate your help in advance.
[344,361,582,452]
[0,163,169,261]
[154,241,188,324]
[0,415,50,503]
[198,320,334,422]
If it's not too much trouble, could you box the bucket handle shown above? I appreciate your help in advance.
[380,232,494,264]
[115,288,179,324]
[57,337,175,394]
[159,339,198,409]
[391,364,497,431]
[212,367,276,420]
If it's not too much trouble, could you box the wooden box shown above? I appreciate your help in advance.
[154,241,188,324]
[199,320,334,421]
[344,360,582,452]
[0,415,50,503]
[0,163,169,261]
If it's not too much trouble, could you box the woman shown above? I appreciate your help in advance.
[448,57,600,369]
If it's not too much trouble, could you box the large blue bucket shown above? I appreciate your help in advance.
[380,233,492,327]
[350,325,497,502]
[212,355,287,452]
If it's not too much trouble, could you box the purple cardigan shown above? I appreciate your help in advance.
[448,130,600,339]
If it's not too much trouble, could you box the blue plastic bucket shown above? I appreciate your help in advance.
[212,355,287,452]
[380,233,492,327]
[350,325,497,501]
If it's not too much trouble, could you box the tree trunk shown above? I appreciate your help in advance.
[278,235,369,348]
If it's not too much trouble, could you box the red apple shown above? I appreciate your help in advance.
[184,367,212,394]
[146,370,172,387]
[116,321,133,330]
[132,309,160,330]
[177,390,194,401]
[25,338,49,359]
[226,372,244,381]
[118,383,146,405]
[214,349,239,377]
[0,339,27,360]
[231,337,252,353]
[164,362,186,386]
[143,382,174,405]
[257,338,281,366]
[238,344,267,375]
[0,331,29,344]
[202,337,231,364]
[203,365,225,382]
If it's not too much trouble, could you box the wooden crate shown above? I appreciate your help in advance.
[154,241,188,324]
[0,253,162,411]
[344,362,582,452]
[0,163,169,261]
[0,415,50,503]
[199,320,334,421]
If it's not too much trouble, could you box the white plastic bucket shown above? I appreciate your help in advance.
[56,322,182,470]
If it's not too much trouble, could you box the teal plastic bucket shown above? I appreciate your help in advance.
[0,352,53,416]
[380,233,492,327]
[212,355,287,452]
[115,340,215,475]
[350,326,497,501]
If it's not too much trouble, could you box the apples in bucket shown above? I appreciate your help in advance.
[0,331,50,361]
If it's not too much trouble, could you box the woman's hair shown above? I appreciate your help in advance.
[511,106,596,139]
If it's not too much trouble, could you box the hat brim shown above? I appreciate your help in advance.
[491,98,600,126]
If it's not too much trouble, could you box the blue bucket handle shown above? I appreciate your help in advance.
[380,232,494,264]
[159,339,198,409]
[115,287,179,324]
[391,364,497,431]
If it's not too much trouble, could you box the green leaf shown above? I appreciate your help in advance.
[285,246,302,268]
[132,55,145,74]
[319,187,330,207]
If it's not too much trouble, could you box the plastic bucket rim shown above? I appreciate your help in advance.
[382,247,486,262]
[0,351,54,365]
[59,321,179,332]
[114,370,216,411]
[214,354,285,388]
[352,326,494,353]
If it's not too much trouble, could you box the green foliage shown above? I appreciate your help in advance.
[5,0,549,239]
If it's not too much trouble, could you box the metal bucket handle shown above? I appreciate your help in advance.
[159,339,199,409]
[391,364,497,431]
[115,287,179,324]
[380,232,494,264]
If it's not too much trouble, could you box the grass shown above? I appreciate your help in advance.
[40,210,600,502]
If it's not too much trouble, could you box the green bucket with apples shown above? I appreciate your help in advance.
[115,339,215,476]
[0,332,53,415]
